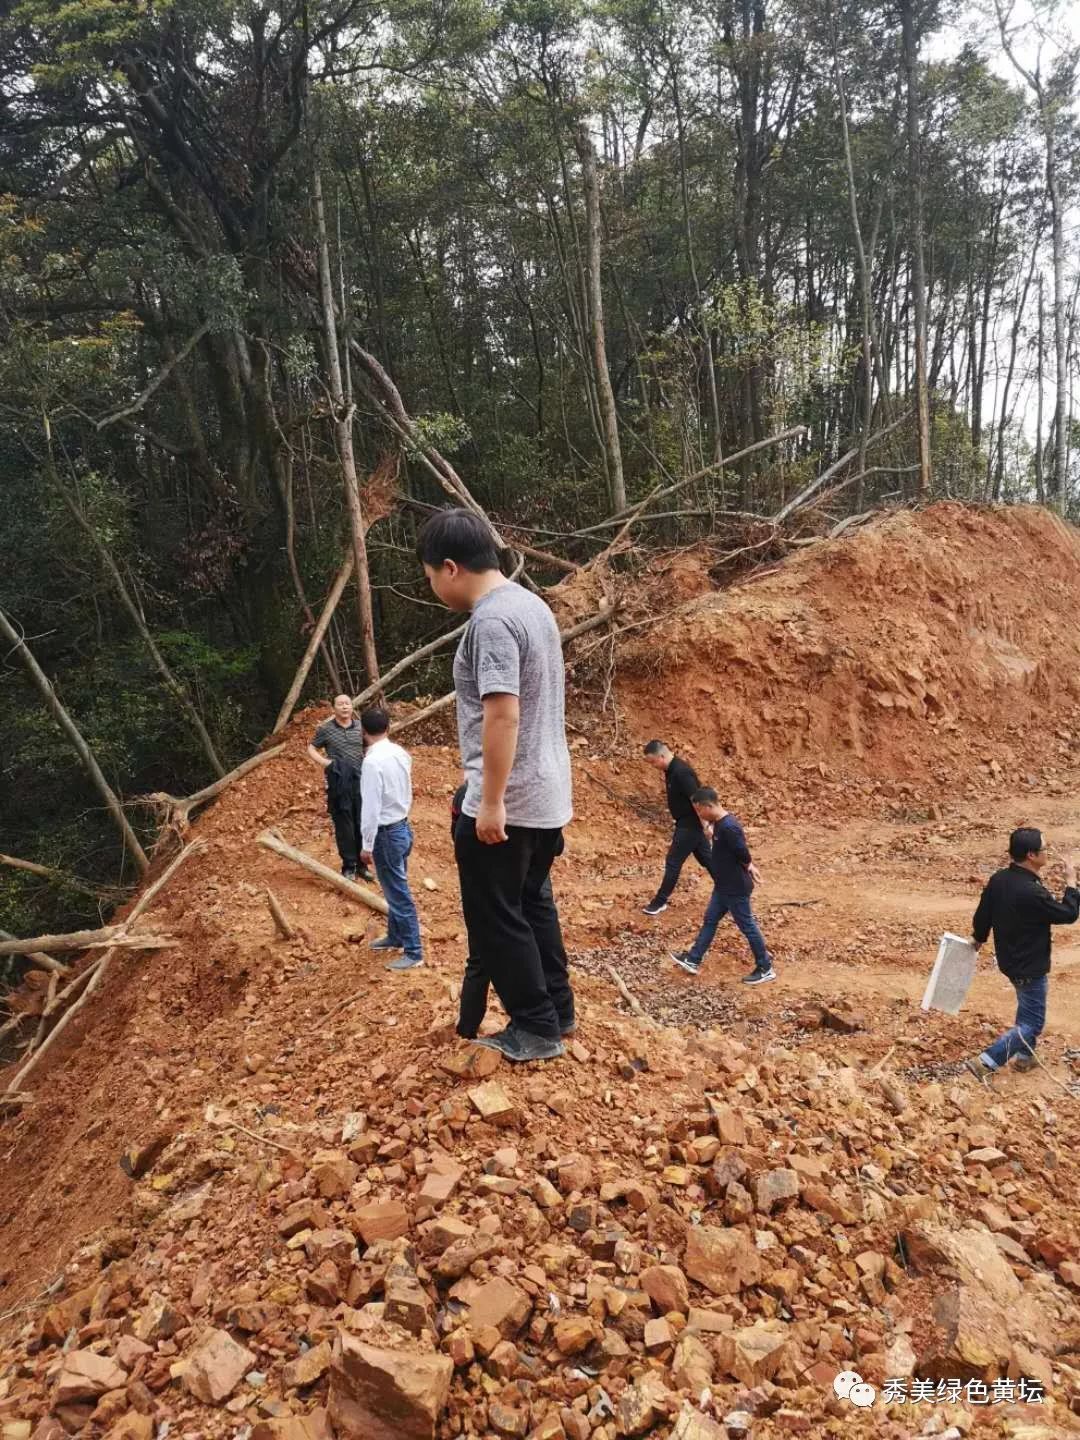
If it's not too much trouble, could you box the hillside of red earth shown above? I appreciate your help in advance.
[2,502,1080,1440]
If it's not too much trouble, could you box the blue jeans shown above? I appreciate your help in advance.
[373,821,422,962]
[690,891,770,969]
[980,973,1048,1070]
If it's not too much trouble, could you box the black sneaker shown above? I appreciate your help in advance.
[342,868,358,881]
[672,952,701,975]
[359,865,376,884]
[474,1024,565,1063]
[642,899,669,917]
[742,967,776,985]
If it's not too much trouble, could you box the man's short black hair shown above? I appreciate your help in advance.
[643,739,669,756]
[416,508,502,573]
[1009,826,1044,862]
[361,706,391,736]
[691,786,719,805]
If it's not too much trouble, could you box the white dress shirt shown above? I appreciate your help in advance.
[360,739,413,852]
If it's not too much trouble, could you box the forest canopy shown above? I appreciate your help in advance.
[1,0,1077,938]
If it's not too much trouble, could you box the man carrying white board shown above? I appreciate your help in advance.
[964,827,1079,1080]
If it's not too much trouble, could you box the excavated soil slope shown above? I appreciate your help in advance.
[611,504,1080,801]
[2,504,1080,1440]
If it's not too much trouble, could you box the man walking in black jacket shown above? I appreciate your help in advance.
[671,787,775,984]
[965,826,1079,1080]
[641,741,713,916]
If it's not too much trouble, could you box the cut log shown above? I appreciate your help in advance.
[4,840,204,1094]
[266,887,295,940]
[256,831,389,916]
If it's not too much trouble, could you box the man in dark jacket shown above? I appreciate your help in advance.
[641,740,713,916]
[671,787,775,985]
[965,826,1079,1079]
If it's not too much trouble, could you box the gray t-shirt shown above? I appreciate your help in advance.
[453,582,573,829]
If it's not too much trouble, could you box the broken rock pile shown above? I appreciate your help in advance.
[2,1015,1078,1440]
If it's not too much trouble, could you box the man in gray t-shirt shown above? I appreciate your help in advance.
[454,582,572,831]
[419,509,575,1064]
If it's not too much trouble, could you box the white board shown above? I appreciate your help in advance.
[920,932,978,1015]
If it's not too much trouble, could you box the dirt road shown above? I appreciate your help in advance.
[565,773,1080,1089]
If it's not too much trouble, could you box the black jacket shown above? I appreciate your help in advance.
[710,814,754,896]
[665,757,702,828]
[972,864,1080,982]
[325,755,362,812]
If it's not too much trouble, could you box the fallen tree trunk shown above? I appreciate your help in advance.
[4,840,204,1095]
[352,620,468,713]
[0,925,135,957]
[273,554,355,733]
[772,417,906,524]
[391,692,458,737]
[0,853,116,903]
[0,928,69,976]
[256,830,389,916]
[0,605,149,875]
[144,743,286,830]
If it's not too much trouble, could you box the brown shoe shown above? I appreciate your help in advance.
[963,1056,992,1084]
[1013,1055,1037,1073]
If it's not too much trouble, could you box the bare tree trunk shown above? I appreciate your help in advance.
[575,124,626,514]
[829,0,877,507]
[273,553,355,733]
[1036,270,1046,505]
[900,0,932,497]
[313,169,380,688]
[671,64,723,466]
[1047,124,1068,510]
[0,606,149,874]
[52,474,226,777]
[994,0,1074,511]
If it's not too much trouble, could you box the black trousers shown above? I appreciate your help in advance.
[457,873,559,1038]
[328,779,363,873]
[653,822,713,903]
[454,817,573,1042]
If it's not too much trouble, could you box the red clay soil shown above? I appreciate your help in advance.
[608,503,1080,806]
[1,503,1079,1440]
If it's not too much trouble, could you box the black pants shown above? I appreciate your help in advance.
[457,873,559,1038]
[328,779,363,873]
[454,818,573,1042]
[652,822,713,904]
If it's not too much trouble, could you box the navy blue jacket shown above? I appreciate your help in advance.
[710,814,754,896]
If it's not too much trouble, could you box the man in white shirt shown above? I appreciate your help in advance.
[358,707,423,971]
